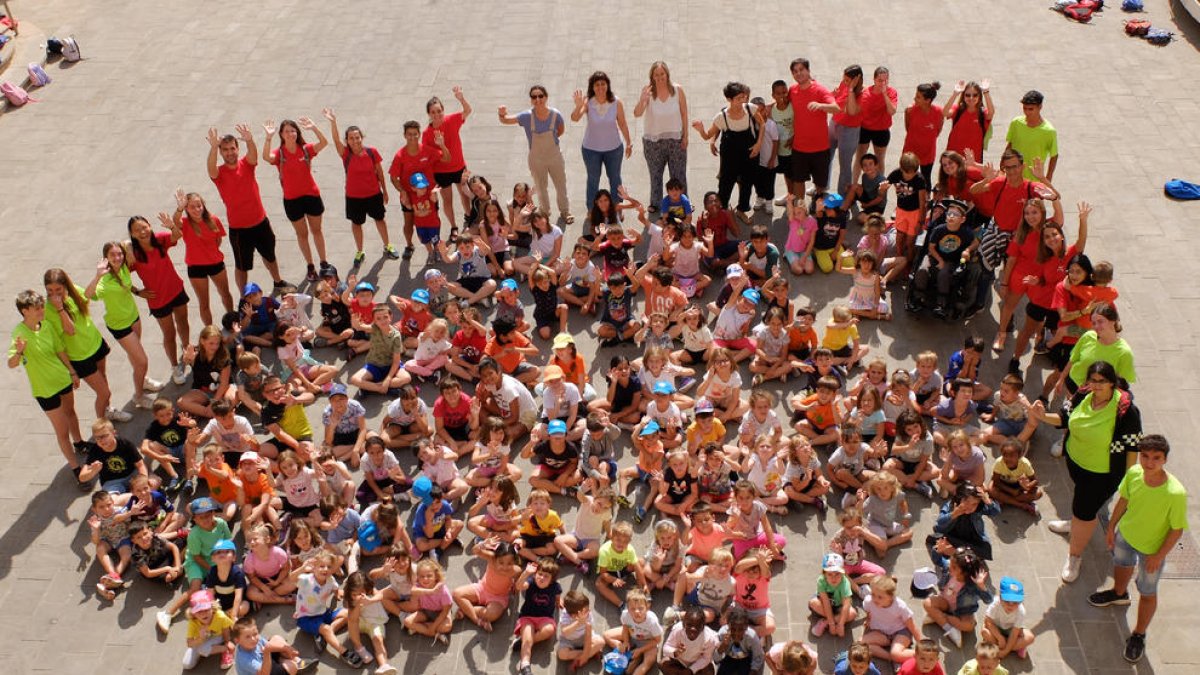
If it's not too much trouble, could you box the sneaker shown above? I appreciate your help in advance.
[1015,647,1027,659]
[402,245,415,260]
[171,363,187,385]
[165,477,181,495]
[133,394,157,410]
[353,251,367,266]
[598,337,619,349]
[943,625,963,648]
[635,505,647,523]
[1088,589,1132,607]
[220,649,235,669]
[319,260,332,274]
[576,560,590,575]
[182,478,196,497]
[1007,358,1022,376]
[273,279,296,294]
[814,496,828,515]
[1123,633,1146,663]
[518,664,533,675]
[678,376,697,393]
[156,610,174,634]
[915,482,934,500]
[305,264,319,283]
[384,245,400,260]
[428,549,440,564]
[811,619,828,637]
[105,407,133,423]
[753,197,766,211]
[342,648,365,668]
[510,636,522,653]
[295,658,318,672]
[376,664,398,675]
[314,635,327,656]
[762,202,774,216]
[616,494,632,509]
[561,485,578,499]
[736,209,753,224]
[1061,554,1082,583]
[356,646,374,664]
[1048,519,1071,534]
[1050,437,1064,458]
[751,374,764,387]
[143,377,166,392]
[175,527,190,540]
[774,196,788,206]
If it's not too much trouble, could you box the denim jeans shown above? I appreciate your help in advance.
[581,145,624,212]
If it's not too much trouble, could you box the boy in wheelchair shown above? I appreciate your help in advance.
[905,199,980,320]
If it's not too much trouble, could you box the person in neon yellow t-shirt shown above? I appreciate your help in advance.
[1004,90,1058,181]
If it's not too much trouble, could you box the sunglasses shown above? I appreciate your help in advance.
[530,94,546,100]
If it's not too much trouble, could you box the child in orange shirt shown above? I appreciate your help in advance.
[236,451,281,532]
[197,444,242,521]
[791,376,843,446]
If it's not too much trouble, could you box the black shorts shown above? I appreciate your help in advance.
[1025,302,1059,328]
[522,534,555,550]
[774,153,793,176]
[346,193,386,225]
[1049,341,1073,370]
[149,290,189,319]
[685,348,707,363]
[281,498,318,518]
[35,383,73,412]
[458,277,488,293]
[107,319,139,342]
[71,340,112,379]
[858,128,891,148]
[228,219,278,272]
[1066,455,1125,521]
[283,194,325,222]
[789,149,831,188]
[445,424,471,442]
[831,344,852,359]
[434,169,465,188]
[332,430,359,446]
[187,261,226,279]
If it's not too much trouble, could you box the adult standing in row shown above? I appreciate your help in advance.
[855,67,898,184]
[902,82,945,191]
[827,65,863,198]
[8,290,82,475]
[42,269,131,424]
[85,242,164,409]
[389,121,451,259]
[323,108,399,265]
[1057,303,1136,398]
[497,85,574,225]
[126,215,191,385]
[692,82,758,220]
[424,87,473,230]
[787,58,839,202]
[1005,90,1059,182]
[572,72,633,219]
[942,79,995,162]
[633,62,688,213]
[263,117,330,283]
[172,189,234,328]
[206,126,289,294]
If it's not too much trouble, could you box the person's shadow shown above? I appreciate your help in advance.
[0,467,87,581]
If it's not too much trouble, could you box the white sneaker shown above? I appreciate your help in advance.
[1048,519,1072,534]
[171,363,187,385]
[773,196,788,206]
[356,646,374,665]
[1050,437,1064,458]
[1061,554,1082,583]
[762,203,774,215]
[753,197,766,210]
[156,610,173,634]
[106,407,133,423]
[943,625,963,648]
[143,377,166,392]
[134,394,157,410]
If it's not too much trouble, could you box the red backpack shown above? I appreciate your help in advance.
[1124,18,1152,35]
[2,81,32,106]
[1063,0,1100,21]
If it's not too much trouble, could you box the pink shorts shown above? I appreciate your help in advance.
[513,616,555,636]
[845,559,887,577]
[731,532,787,560]
[474,581,511,608]
[714,337,756,352]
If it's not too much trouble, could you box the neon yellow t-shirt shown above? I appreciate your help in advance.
[1117,465,1189,555]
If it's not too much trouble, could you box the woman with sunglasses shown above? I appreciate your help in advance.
[498,85,573,225]
[943,80,995,162]
[1029,360,1142,584]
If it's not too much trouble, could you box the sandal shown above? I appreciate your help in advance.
[992,335,1007,352]
[96,583,116,601]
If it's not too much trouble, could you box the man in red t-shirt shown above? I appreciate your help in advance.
[389,120,450,259]
[787,58,841,200]
[207,125,289,292]
[968,148,1057,232]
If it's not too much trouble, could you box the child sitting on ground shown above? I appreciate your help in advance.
[863,575,922,666]
[596,521,649,608]
[808,553,858,639]
[981,576,1035,660]
[986,439,1042,517]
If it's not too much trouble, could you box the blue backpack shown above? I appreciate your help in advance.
[1164,179,1200,200]
[1121,0,1144,10]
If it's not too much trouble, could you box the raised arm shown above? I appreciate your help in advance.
[453,86,472,120]
[299,116,328,155]
[323,108,345,157]
[570,89,587,123]
[206,127,221,180]
[261,120,277,166]
[497,105,520,126]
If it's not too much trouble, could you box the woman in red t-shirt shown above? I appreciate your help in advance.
[1007,203,1089,377]
[855,67,897,184]
[941,80,995,163]
[932,151,984,204]
[993,197,1063,352]
[902,82,944,192]
[263,116,330,283]
[323,108,396,264]
[829,65,864,197]
[424,87,474,230]
[171,189,233,327]
[126,214,191,385]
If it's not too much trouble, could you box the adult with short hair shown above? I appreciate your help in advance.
[855,66,898,185]
[786,58,840,201]
[206,125,289,293]
[1005,90,1059,181]
[498,85,574,225]
[388,119,450,260]
[633,61,689,212]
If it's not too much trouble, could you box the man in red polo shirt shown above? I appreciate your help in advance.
[207,125,290,292]
[787,58,841,201]
[389,121,450,260]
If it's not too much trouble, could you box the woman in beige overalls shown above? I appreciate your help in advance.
[498,85,574,225]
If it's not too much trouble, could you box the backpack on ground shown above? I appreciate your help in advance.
[1062,2,1097,21]
[1124,19,1152,35]
[27,63,51,87]
[1145,27,1173,44]
[1121,0,1144,10]
[61,36,81,62]
[2,81,31,106]
[1165,179,1200,200]
[46,37,63,57]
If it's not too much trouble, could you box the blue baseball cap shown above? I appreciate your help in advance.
[500,278,519,291]
[412,474,432,505]
[547,419,568,436]
[354,281,375,293]
[190,497,219,514]
[328,383,348,398]
[411,288,430,304]
[741,288,761,304]
[639,420,661,436]
[212,539,237,553]
[410,172,430,189]
[998,576,1024,602]
[242,282,262,296]
[652,381,676,395]
[822,192,845,209]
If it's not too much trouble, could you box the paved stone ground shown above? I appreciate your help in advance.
[1,0,1199,673]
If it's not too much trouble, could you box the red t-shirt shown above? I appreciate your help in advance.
[831,83,862,127]
[388,144,443,198]
[433,391,472,429]
[975,177,1046,231]
[211,159,267,230]
[1028,244,1078,308]
[902,104,944,165]
[788,81,835,153]
[394,300,433,338]
[698,210,734,247]
[131,231,185,310]
[860,86,898,131]
[271,143,321,200]
[898,660,944,675]
[1005,229,1043,280]
[348,298,376,326]
[411,192,440,229]
[452,328,486,364]
[422,112,466,173]
[939,166,984,204]
[342,146,383,199]
[179,216,227,266]
[945,104,991,161]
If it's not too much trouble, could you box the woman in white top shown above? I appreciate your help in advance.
[571,72,633,222]
[633,61,689,212]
